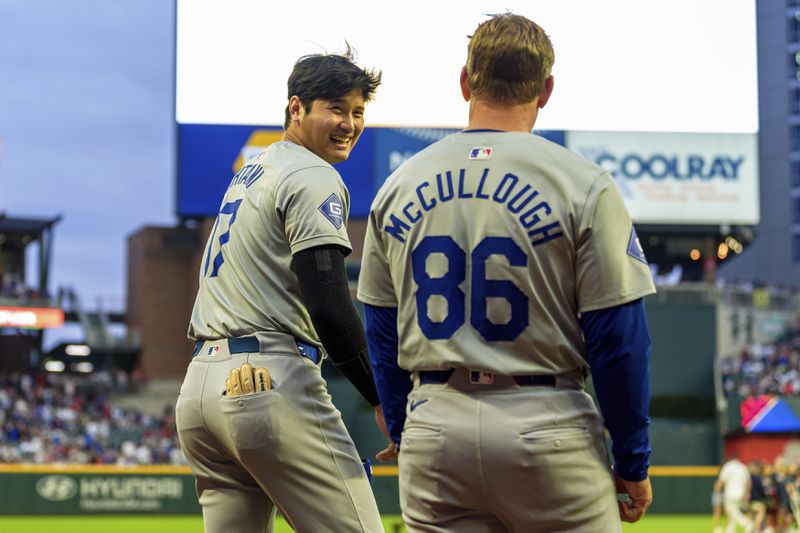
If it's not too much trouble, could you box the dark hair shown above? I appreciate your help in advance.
[283,45,382,129]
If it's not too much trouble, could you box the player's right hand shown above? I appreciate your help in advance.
[225,363,272,397]
[615,473,652,523]
[374,405,399,462]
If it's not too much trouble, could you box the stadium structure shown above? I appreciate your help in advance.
[3,0,799,521]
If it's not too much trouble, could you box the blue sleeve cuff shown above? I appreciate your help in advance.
[364,303,411,445]
[580,298,651,481]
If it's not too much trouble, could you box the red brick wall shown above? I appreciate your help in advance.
[126,223,211,379]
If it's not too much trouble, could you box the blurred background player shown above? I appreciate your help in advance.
[747,460,771,533]
[358,12,654,532]
[772,457,797,532]
[175,48,390,532]
[715,454,753,533]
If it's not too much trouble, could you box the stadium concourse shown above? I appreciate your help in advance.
[0,371,184,465]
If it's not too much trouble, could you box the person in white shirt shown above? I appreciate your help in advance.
[714,455,753,533]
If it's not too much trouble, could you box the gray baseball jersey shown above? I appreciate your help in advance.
[178,140,383,532]
[189,141,351,346]
[358,130,656,531]
[357,130,656,375]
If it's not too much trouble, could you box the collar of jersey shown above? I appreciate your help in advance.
[462,128,505,133]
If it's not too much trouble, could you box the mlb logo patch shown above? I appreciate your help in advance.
[627,227,648,264]
[318,193,344,229]
[470,371,494,385]
[207,345,220,356]
[469,147,492,160]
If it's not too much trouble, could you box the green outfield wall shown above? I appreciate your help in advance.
[0,465,714,515]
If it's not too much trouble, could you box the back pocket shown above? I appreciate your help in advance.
[221,391,282,451]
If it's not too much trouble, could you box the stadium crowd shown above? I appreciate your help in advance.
[0,371,185,465]
[715,455,800,533]
[721,325,800,397]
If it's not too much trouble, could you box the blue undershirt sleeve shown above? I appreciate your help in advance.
[363,303,412,446]
[580,298,652,482]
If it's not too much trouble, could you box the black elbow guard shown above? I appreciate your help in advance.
[331,353,380,407]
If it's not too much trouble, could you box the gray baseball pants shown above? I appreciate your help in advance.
[398,368,622,532]
[175,333,383,532]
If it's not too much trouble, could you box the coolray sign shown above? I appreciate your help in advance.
[566,131,759,225]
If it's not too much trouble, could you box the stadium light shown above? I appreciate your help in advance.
[690,249,701,261]
[71,362,94,373]
[725,236,744,255]
[44,360,66,373]
[65,344,91,357]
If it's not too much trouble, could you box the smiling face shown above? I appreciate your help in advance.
[284,88,366,164]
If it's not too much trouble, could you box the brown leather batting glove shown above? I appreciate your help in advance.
[225,363,272,396]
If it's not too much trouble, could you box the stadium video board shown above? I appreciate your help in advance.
[175,0,758,220]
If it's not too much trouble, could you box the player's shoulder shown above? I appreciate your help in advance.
[264,142,337,178]
[523,133,609,177]
[255,142,344,195]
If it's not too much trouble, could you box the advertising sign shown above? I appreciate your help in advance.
[566,131,759,225]
[0,471,199,515]
[178,124,373,218]
[0,307,64,329]
[178,125,566,218]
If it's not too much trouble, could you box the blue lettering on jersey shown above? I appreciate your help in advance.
[436,171,455,202]
[382,167,563,247]
[319,193,344,229]
[627,227,648,264]
[229,164,264,188]
[385,214,412,241]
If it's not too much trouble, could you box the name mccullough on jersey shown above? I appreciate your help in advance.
[381,167,563,247]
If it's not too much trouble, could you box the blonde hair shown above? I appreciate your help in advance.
[466,13,554,105]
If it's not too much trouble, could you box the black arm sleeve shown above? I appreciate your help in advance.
[291,245,380,406]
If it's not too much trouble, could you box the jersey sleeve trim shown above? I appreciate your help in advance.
[290,234,352,256]
[578,286,656,314]
[356,291,397,307]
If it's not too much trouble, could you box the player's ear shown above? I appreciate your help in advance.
[460,66,471,102]
[288,95,304,123]
[537,76,554,109]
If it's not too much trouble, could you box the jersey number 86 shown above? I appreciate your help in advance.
[411,236,529,342]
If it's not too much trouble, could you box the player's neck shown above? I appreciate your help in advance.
[466,99,539,133]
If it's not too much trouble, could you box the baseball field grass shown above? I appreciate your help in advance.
[0,514,712,532]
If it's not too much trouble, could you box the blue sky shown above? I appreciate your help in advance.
[0,0,175,309]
